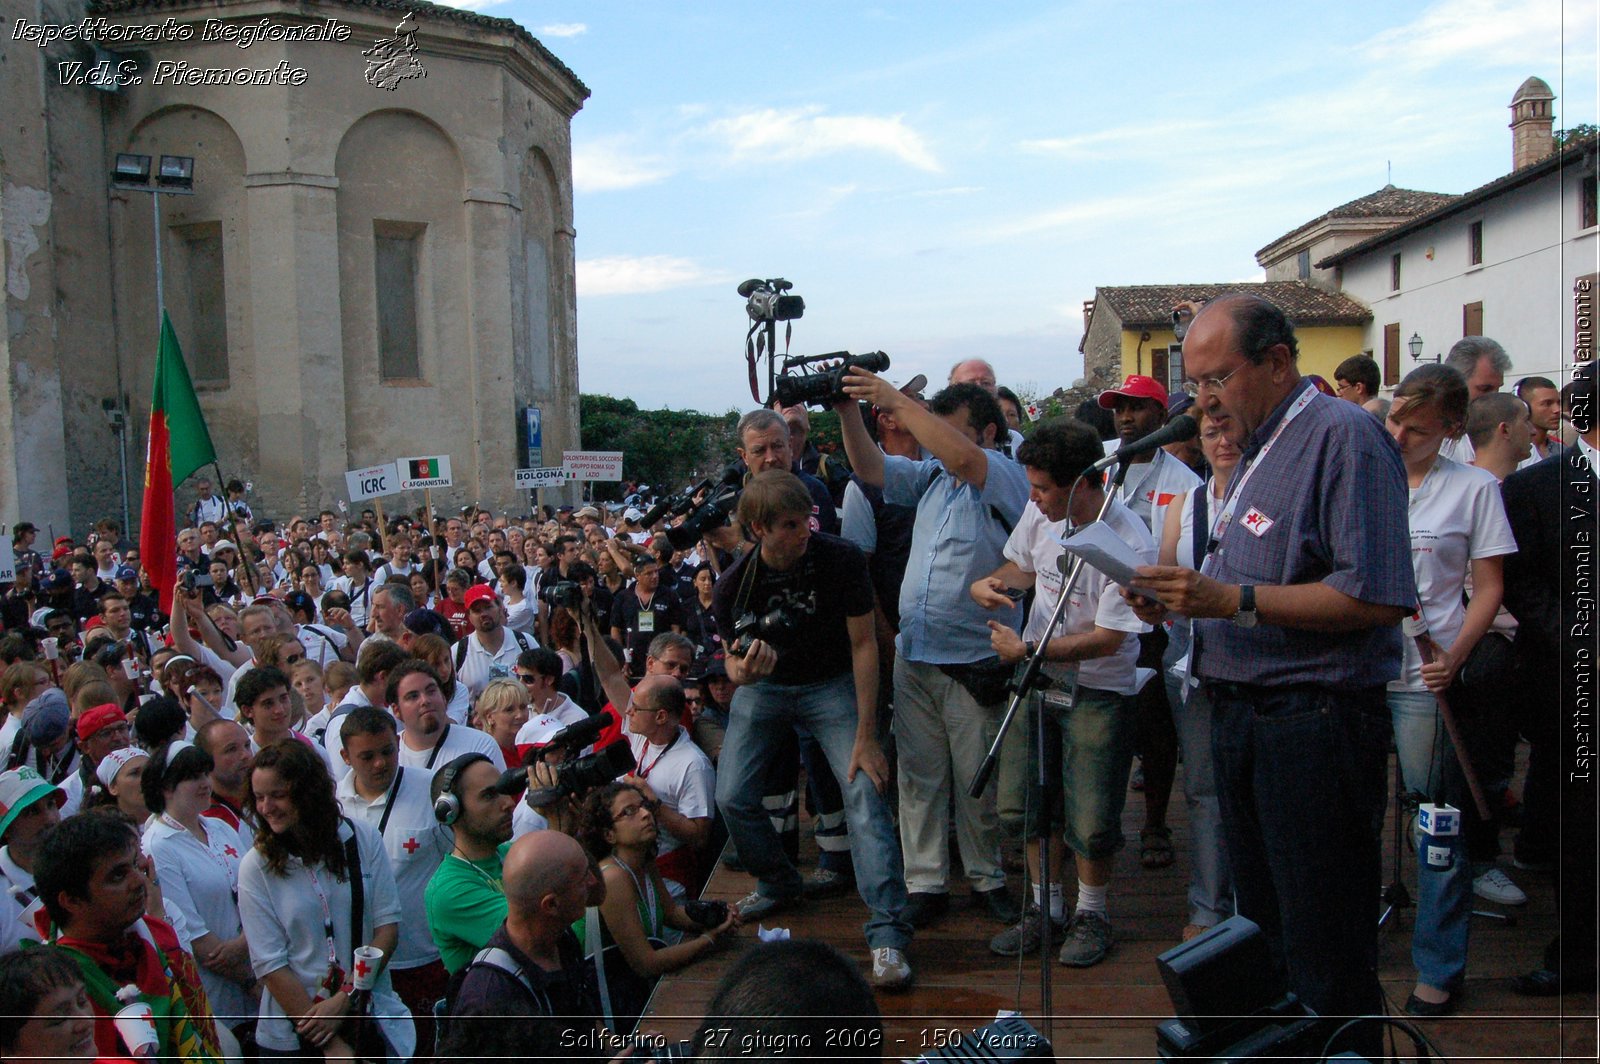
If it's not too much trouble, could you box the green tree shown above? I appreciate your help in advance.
[1555,123,1598,148]
[578,395,740,500]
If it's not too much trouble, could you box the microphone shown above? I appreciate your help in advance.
[1086,414,1198,473]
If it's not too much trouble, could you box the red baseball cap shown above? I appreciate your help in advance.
[463,584,498,611]
[1098,374,1169,409]
[75,703,128,743]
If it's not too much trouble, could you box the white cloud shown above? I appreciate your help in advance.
[699,106,941,172]
[1359,0,1588,71]
[1019,120,1220,159]
[578,255,719,296]
[538,23,588,38]
[983,193,1153,240]
[913,185,983,197]
[573,138,672,192]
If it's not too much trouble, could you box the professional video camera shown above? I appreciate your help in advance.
[729,603,803,656]
[738,277,805,323]
[636,478,713,531]
[772,350,892,409]
[497,713,637,805]
[664,480,741,552]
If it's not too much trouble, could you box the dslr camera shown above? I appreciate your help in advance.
[540,580,584,610]
[730,603,802,656]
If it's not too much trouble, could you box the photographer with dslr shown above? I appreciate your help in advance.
[712,469,913,990]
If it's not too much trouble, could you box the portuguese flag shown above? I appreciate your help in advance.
[139,312,217,614]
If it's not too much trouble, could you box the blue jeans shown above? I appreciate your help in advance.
[1164,623,1233,928]
[1388,688,1471,992]
[717,673,911,949]
[1207,681,1390,1023]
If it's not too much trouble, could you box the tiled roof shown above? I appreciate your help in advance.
[1256,186,1458,259]
[86,0,590,99]
[1094,282,1373,329]
[1318,132,1599,268]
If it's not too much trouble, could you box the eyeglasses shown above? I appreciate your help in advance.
[514,671,540,686]
[612,802,650,823]
[1181,362,1248,398]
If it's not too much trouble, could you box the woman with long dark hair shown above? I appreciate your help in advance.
[237,740,413,1059]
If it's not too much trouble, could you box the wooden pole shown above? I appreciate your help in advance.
[372,496,391,558]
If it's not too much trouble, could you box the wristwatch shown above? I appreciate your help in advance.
[1232,585,1258,628]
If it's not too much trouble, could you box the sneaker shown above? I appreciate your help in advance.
[802,868,852,899]
[1473,867,1528,906]
[971,885,1022,924]
[989,907,1062,956]
[735,890,796,922]
[870,946,913,990]
[903,891,950,928]
[1058,910,1115,968]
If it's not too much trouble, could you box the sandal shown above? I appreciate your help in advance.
[1141,826,1174,869]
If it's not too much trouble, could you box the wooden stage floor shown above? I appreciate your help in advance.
[641,755,1598,1061]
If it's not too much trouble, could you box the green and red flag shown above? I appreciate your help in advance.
[408,458,440,479]
[139,312,217,614]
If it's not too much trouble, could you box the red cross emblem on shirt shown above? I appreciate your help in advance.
[402,836,420,855]
[354,958,371,979]
[223,845,239,858]
[1243,511,1267,529]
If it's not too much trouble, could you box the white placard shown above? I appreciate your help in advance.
[562,451,624,482]
[398,455,454,490]
[515,466,569,489]
[344,463,399,501]
[0,538,14,583]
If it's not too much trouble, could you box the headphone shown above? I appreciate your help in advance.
[432,752,492,825]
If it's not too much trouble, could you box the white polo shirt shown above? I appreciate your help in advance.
[143,815,253,1023]
[336,765,452,969]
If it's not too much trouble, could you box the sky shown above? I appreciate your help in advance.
[456,0,1597,415]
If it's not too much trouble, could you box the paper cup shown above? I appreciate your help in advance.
[351,945,383,990]
[41,637,58,661]
[113,1000,159,1057]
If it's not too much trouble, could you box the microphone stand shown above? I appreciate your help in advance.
[968,458,1133,1035]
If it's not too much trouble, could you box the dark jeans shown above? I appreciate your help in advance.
[1207,681,1390,1027]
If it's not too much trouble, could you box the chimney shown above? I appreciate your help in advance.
[1509,76,1555,169]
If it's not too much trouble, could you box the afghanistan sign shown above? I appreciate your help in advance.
[345,463,399,501]
[399,455,453,490]
[562,451,624,482]
[514,467,568,489]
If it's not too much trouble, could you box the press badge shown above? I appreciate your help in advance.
[638,612,656,633]
[1040,666,1079,711]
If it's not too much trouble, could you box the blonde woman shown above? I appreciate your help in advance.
[473,677,530,769]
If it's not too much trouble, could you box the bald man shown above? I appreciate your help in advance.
[622,674,715,898]
[444,831,602,1048]
[950,358,1024,456]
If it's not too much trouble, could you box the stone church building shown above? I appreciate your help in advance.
[3,0,587,535]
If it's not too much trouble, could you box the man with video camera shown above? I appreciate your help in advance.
[834,372,1030,930]
[712,469,912,989]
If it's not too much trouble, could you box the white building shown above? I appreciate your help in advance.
[1316,78,1597,387]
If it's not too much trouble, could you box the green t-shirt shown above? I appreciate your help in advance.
[425,842,511,973]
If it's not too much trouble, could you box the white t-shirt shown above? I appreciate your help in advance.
[1002,497,1153,695]
[1114,447,1202,538]
[237,818,413,1058]
[297,624,349,669]
[456,629,534,700]
[0,713,20,757]
[323,689,379,774]
[627,725,714,863]
[840,478,876,553]
[398,722,506,773]
[444,682,473,726]
[1438,434,1477,466]
[332,575,376,629]
[336,766,451,969]
[504,596,536,637]
[535,691,589,727]
[1391,457,1518,691]
[511,798,549,839]
[143,815,253,1023]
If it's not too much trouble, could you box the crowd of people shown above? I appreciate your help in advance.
[0,294,1595,1061]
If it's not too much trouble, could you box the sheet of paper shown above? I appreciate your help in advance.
[1059,522,1145,587]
